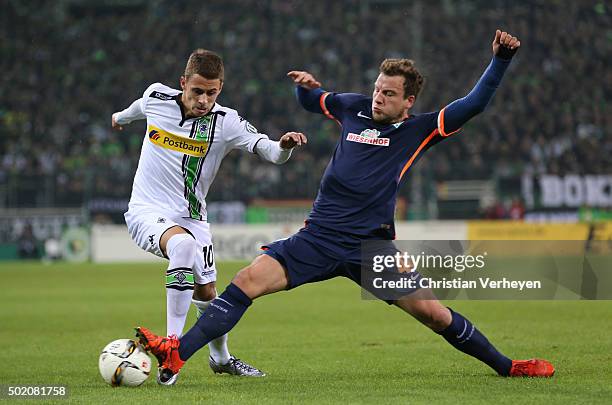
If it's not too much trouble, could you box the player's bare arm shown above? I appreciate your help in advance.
[287,71,321,89]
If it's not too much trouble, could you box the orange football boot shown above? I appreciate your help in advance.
[509,359,555,377]
[135,327,185,380]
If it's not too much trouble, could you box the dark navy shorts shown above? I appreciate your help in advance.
[262,222,421,304]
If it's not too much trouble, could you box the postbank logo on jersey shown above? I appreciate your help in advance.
[346,128,390,147]
[147,125,210,157]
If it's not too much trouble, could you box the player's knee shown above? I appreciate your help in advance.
[231,255,287,299]
[232,261,271,294]
[193,282,217,301]
[232,266,255,290]
[166,233,197,269]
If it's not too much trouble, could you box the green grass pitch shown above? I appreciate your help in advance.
[1,261,611,404]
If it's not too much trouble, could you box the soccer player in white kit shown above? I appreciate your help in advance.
[111,49,307,384]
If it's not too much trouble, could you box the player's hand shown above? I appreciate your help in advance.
[287,71,322,90]
[111,113,123,131]
[492,29,521,58]
[279,132,307,149]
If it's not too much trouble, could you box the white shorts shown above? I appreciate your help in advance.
[124,207,217,285]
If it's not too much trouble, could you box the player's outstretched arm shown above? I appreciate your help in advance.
[111,98,146,131]
[228,108,307,164]
[442,30,521,135]
[287,70,327,114]
[254,132,307,165]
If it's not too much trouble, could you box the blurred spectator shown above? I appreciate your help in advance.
[508,197,526,220]
[17,223,40,259]
[484,198,507,220]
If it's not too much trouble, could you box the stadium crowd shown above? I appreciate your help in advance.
[1,0,609,209]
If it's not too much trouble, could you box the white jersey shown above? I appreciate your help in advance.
[116,82,290,220]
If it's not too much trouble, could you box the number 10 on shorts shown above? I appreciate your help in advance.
[202,245,214,269]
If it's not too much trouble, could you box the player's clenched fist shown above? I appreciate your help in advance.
[111,113,123,131]
[493,29,521,59]
[279,132,308,149]
[287,71,322,90]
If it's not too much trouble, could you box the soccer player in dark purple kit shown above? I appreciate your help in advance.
[136,29,555,382]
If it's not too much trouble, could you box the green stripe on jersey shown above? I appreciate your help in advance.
[184,116,213,219]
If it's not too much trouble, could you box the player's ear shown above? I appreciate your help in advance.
[180,76,187,91]
[404,94,416,110]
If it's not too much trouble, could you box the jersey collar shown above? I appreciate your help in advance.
[174,94,189,126]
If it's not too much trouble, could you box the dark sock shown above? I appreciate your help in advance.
[438,308,512,376]
[178,283,252,361]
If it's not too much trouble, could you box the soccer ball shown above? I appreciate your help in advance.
[98,339,152,387]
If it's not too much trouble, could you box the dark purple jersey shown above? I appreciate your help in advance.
[297,56,512,239]
[306,92,456,239]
